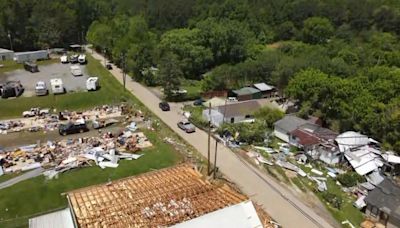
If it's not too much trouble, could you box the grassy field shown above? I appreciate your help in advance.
[0,55,131,119]
[182,79,202,99]
[0,129,182,228]
[0,172,25,184]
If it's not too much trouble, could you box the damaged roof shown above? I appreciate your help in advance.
[274,115,308,133]
[66,164,269,228]
[365,179,400,220]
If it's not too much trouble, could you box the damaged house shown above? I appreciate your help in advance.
[364,179,400,228]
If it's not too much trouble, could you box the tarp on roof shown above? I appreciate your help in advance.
[336,131,370,152]
[171,200,263,228]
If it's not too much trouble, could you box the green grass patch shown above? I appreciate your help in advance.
[0,172,25,184]
[274,166,290,183]
[291,177,307,192]
[0,128,182,228]
[182,79,202,98]
[0,55,132,119]
[184,105,208,129]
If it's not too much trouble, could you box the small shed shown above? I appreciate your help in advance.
[0,48,14,61]
[231,87,261,101]
[253,83,276,98]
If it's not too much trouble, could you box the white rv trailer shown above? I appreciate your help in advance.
[78,54,86,64]
[86,77,99,91]
[50,78,65,94]
[70,65,82,76]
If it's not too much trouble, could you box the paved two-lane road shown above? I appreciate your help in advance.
[89,49,337,228]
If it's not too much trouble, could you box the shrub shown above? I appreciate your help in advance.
[337,172,366,187]
[321,192,343,209]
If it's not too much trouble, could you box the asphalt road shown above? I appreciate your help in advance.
[89,49,337,228]
[0,168,44,190]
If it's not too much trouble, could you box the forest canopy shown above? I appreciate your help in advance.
[2,0,400,150]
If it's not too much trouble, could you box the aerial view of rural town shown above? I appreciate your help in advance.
[1,1,400,228]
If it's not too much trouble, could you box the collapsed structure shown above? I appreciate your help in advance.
[30,164,274,228]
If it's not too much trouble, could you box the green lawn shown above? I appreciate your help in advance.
[0,172,25,184]
[184,105,208,129]
[0,55,131,119]
[0,129,182,228]
[182,79,202,99]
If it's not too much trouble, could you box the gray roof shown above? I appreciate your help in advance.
[29,208,74,228]
[253,83,274,91]
[215,100,263,118]
[274,115,308,133]
[0,48,13,54]
[365,179,400,220]
[232,87,260,96]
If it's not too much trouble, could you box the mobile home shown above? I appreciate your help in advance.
[14,50,49,63]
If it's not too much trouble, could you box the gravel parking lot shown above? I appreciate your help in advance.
[0,63,90,97]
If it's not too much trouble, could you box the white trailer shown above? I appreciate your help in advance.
[70,65,82,76]
[50,78,65,94]
[78,54,86,64]
[86,77,99,91]
[14,50,49,63]
[60,55,68,64]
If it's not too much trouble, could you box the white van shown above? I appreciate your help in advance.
[35,81,48,96]
[50,78,65,94]
[70,65,82,76]
[78,54,86,64]
[60,55,68,64]
[86,77,99,91]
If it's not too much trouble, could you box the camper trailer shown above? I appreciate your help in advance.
[70,65,82,76]
[24,61,39,73]
[50,78,65,94]
[14,50,49,63]
[86,77,99,91]
[35,81,48,96]
[0,81,24,98]
[78,54,86,64]
[60,55,68,64]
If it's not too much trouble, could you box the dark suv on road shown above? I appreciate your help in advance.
[59,122,89,136]
[159,101,170,111]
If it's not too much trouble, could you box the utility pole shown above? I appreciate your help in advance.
[7,31,13,51]
[120,52,127,90]
[207,102,211,175]
[213,138,218,179]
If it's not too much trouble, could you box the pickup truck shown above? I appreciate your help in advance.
[22,108,50,118]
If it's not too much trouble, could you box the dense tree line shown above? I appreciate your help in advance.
[4,0,400,150]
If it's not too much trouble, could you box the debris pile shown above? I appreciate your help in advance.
[0,126,152,176]
[0,104,125,134]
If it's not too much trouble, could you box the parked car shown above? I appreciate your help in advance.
[193,98,205,106]
[60,55,68,64]
[159,102,170,111]
[24,61,39,73]
[78,54,86,64]
[106,63,112,70]
[22,108,49,118]
[70,54,79,64]
[177,120,196,133]
[227,97,238,102]
[59,122,89,136]
[35,81,48,96]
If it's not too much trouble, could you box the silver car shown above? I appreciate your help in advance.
[177,120,196,133]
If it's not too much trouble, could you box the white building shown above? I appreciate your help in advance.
[0,48,14,61]
[14,50,49,63]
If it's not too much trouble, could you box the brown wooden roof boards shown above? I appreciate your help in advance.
[67,164,267,228]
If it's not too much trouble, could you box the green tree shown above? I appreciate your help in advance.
[158,53,183,98]
[302,17,334,44]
